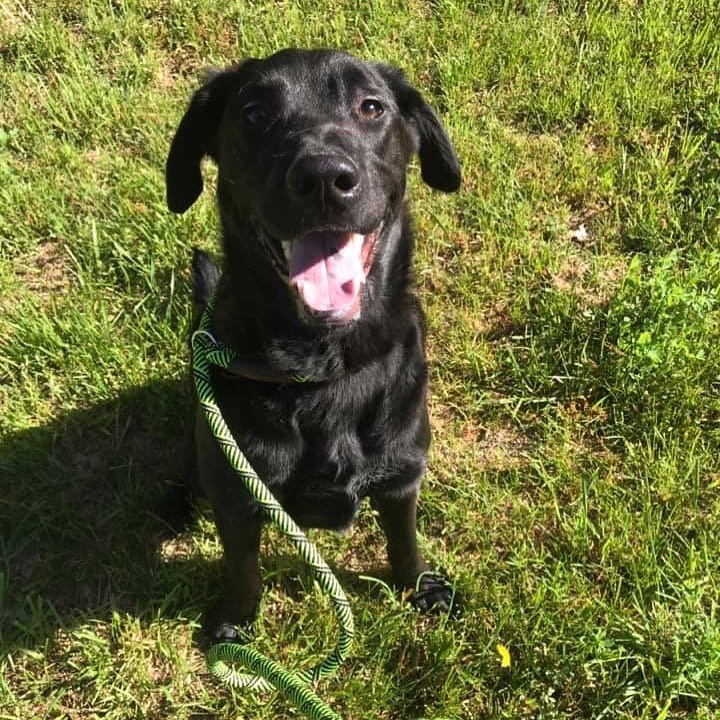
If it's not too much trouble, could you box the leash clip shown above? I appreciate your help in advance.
[191,328,219,351]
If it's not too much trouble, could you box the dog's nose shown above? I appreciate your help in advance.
[287,154,360,204]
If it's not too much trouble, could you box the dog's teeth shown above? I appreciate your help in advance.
[352,233,364,252]
[282,240,292,262]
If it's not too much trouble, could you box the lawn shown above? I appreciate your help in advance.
[1,1,719,718]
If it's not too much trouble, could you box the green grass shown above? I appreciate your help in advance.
[2,1,720,718]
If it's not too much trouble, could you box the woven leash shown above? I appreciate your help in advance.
[191,296,353,720]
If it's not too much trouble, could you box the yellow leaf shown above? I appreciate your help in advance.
[496,643,511,668]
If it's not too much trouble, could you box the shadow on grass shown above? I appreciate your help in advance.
[0,377,208,651]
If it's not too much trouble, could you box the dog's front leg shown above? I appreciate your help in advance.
[371,486,427,585]
[208,507,263,642]
[195,408,263,641]
[371,486,456,614]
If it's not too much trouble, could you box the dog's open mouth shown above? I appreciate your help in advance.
[286,226,381,323]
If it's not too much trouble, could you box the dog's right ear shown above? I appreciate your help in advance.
[165,68,240,214]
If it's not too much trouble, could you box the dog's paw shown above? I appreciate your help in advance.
[209,620,254,645]
[205,599,258,644]
[406,572,459,615]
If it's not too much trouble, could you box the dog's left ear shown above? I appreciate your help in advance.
[377,64,461,193]
[165,67,241,214]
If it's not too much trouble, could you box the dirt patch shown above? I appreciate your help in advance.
[550,253,626,308]
[333,521,387,576]
[1,2,29,40]
[430,399,532,471]
[159,533,197,562]
[14,239,73,298]
[472,301,518,338]
[162,45,208,83]
[474,425,532,470]
[552,255,591,294]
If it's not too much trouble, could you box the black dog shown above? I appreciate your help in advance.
[166,49,461,641]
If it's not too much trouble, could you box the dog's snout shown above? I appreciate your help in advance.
[287,154,360,204]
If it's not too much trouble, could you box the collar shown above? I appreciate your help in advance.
[192,328,311,384]
[222,357,310,384]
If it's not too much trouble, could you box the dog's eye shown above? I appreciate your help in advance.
[242,102,269,127]
[358,98,384,120]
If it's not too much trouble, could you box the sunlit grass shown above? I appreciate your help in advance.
[2,1,719,718]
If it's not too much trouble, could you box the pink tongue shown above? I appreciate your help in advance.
[289,232,365,315]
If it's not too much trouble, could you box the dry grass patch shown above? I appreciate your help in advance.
[13,239,74,297]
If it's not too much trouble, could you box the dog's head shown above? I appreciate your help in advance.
[166,49,460,324]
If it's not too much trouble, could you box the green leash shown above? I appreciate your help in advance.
[191,296,353,720]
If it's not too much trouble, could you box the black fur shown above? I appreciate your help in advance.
[166,49,461,639]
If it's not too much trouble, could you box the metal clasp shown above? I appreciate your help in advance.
[191,328,219,351]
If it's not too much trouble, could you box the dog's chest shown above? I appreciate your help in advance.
[215,348,428,529]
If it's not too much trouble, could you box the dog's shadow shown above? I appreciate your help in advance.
[1,378,203,649]
[0,378,392,654]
